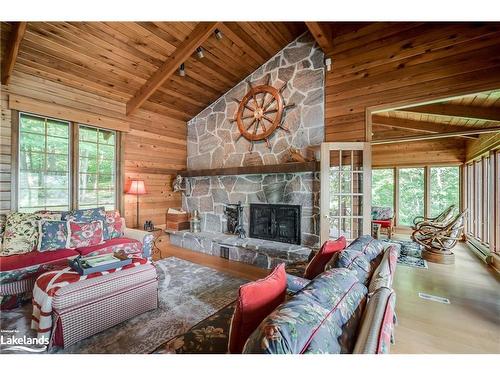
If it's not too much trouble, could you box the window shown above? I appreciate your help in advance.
[429,166,460,217]
[372,168,394,210]
[398,168,425,227]
[17,112,119,212]
[18,113,70,212]
[78,126,116,210]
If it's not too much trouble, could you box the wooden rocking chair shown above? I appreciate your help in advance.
[411,209,467,264]
[412,204,456,230]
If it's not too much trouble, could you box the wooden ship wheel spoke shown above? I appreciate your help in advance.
[233,80,290,151]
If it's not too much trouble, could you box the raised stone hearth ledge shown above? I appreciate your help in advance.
[168,230,312,269]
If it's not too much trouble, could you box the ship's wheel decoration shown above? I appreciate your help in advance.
[231,74,295,151]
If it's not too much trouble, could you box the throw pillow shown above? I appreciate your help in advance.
[38,220,71,252]
[105,210,124,239]
[68,220,105,249]
[1,212,41,256]
[325,249,373,284]
[304,236,346,279]
[62,207,109,240]
[228,263,287,354]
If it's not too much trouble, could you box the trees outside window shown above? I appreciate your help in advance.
[17,112,118,212]
[430,166,460,218]
[398,168,425,227]
[372,169,394,210]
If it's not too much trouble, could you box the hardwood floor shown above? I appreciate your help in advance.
[153,234,500,354]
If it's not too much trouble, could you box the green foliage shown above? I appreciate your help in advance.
[430,167,460,217]
[372,169,394,209]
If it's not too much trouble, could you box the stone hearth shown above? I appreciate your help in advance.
[168,230,312,269]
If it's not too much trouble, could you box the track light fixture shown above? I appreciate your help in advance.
[179,63,185,77]
[214,28,223,40]
[196,47,204,59]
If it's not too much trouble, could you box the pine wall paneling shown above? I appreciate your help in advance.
[0,72,186,226]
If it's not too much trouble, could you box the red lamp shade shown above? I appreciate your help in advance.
[126,179,146,195]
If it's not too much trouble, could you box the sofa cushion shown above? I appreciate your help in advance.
[304,236,346,279]
[243,268,367,354]
[228,263,286,354]
[347,235,385,262]
[353,287,396,354]
[62,207,109,239]
[38,220,70,252]
[368,246,398,294]
[0,248,79,272]
[75,237,143,257]
[372,220,392,229]
[326,249,373,284]
[105,210,124,239]
[68,220,104,248]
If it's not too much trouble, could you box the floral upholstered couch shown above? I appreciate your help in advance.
[154,235,398,354]
[0,208,154,310]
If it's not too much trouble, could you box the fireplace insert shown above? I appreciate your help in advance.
[249,203,301,245]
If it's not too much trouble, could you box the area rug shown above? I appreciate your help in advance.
[382,239,428,269]
[0,257,247,354]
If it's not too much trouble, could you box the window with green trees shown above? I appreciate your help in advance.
[372,169,394,210]
[398,168,425,226]
[17,112,118,212]
[19,113,70,212]
[429,166,460,218]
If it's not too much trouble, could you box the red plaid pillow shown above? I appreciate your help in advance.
[68,220,104,248]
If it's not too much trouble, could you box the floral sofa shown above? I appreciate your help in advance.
[0,209,153,310]
[154,235,398,354]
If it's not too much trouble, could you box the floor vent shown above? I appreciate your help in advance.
[418,292,450,304]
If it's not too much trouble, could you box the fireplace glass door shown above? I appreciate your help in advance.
[320,142,371,244]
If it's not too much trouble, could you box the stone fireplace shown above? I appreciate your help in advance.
[170,32,324,268]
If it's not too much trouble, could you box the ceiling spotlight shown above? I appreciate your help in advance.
[179,63,185,77]
[214,28,223,40]
[196,47,204,59]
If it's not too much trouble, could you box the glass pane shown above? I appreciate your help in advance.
[19,172,43,188]
[98,158,114,175]
[47,119,69,138]
[79,126,98,142]
[19,151,44,171]
[98,144,115,160]
[44,172,69,188]
[98,174,114,189]
[45,189,69,206]
[99,130,115,145]
[19,188,45,208]
[20,114,45,134]
[80,173,98,190]
[20,133,45,153]
[98,190,115,204]
[430,167,460,218]
[80,157,98,174]
[46,154,69,172]
[372,169,394,209]
[79,189,98,206]
[79,141,98,158]
[398,168,424,226]
[46,136,68,154]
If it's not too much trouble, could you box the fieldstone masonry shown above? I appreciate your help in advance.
[179,32,324,266]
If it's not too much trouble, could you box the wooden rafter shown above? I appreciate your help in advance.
[372,126,500,145]
[372,115,479,140]
[1,22,27,85]
[305,22,334,55]
[400,103,500,122]
[126,22,220,116]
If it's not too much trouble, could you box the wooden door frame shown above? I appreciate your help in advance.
[320,142,372,244]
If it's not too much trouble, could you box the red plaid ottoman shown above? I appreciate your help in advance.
[50,263,158,348]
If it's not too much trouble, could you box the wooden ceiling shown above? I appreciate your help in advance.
[372,90,500,141]
[1,22,306,121]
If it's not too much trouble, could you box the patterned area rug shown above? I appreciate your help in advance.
[382,239,428,269]
[0,257,247,354]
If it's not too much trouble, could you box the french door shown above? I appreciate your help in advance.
[320,142,372,244]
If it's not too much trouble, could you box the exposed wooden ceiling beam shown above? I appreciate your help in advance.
[399,103,500,122]
[371,126,500,145]
[1,22,27,85]
[126,22,220,116]
[372,115,479,139]
[305,22,334,55]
